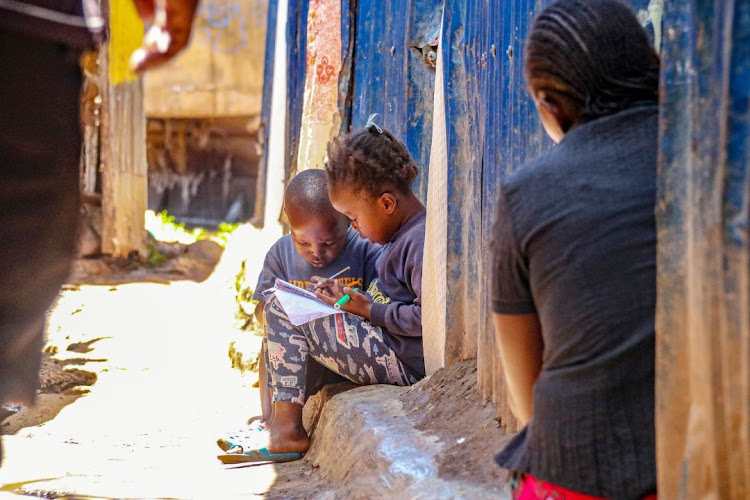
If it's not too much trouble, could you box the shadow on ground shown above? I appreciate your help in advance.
[1,352,99,436]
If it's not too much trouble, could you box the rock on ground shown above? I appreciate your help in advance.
[301,359,513,499]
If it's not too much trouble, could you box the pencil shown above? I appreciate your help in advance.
[327,266,350,280]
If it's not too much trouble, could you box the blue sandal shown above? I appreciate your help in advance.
[216,420,266,451]
[217,446,304,464]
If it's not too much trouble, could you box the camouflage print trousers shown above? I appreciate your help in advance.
[264,296,419,405]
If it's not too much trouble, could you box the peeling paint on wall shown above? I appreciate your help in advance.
[295,0,342,173]
[638,0,664,52]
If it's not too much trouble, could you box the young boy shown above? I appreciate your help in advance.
[218,119,426,464]
[219,169,381,449]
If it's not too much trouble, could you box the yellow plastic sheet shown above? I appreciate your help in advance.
[108,0,144,85]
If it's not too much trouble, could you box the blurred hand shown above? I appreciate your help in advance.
[130,0,201,73]
[315,285,372,320]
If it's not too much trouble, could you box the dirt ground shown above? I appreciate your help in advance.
[0,226,334,499]
[0,225,512,499]
[400,359,512,489]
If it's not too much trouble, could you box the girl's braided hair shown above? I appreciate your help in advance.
[525,0,659,122]
[325,124,419,198]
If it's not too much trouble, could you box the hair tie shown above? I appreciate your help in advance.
[366,113,383,134]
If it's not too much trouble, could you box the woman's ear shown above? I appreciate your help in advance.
[379,192,397,214]
[533,90,576,143]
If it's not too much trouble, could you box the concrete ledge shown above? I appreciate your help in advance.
[302,380,510,499]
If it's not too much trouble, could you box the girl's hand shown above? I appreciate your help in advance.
[315,285,372,320]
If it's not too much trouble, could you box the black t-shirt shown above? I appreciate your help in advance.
[491,106,658,499]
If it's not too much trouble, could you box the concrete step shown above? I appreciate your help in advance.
[302,360,512,499]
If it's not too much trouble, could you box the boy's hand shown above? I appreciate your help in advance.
[315,285,372,320]
[309,276,336,297]
[313,278,345,300]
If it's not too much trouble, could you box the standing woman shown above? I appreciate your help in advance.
[491,0,659,498]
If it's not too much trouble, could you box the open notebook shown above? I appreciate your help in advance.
[264,278,339,326]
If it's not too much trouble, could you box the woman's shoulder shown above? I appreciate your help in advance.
[504,105,658,198]
[500,147,563,202]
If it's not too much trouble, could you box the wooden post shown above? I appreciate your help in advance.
[99,0,147,258]
[656,1,750,497]
[80,51,100,196]
[260,0,288,238]
[422,24,447,375]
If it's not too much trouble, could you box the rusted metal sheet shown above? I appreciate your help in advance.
[296,0,343,173]
[349,0,442,201]
[656,0,750,497]
[144,0,269,119]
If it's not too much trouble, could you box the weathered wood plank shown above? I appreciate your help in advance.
[423,24,448,374]
[252,0,308,228]
[259,0,291,234]
[250,0,278,227]
[100,0,147,258]
[656,0,750,497]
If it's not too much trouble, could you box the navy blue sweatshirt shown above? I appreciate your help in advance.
[367,209,426,378]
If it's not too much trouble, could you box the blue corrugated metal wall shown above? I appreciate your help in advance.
[285,0,309,180]
[438,0,654,426]
[254,0,750,492]
[254,0,437,220]
[349,0,443,201]
[253,0,750,493]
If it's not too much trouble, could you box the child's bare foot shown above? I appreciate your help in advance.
[265,418,309,454]
[224,402,309,455]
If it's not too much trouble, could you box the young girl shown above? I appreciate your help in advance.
[217,169,380,452]
[218,117,426,463]
[492,0,659,498]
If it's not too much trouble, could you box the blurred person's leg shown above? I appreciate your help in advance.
[0,30,83,411]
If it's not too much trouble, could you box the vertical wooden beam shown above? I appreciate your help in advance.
[80,51,100,196]
[423,21,447,375]
[100,0,147,258]
[260,0,289,237]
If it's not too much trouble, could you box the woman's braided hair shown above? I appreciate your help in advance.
[525,0,659,122]
[325,124,419,198]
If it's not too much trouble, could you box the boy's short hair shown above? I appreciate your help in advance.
[284,169,341,219]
